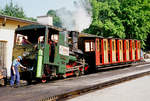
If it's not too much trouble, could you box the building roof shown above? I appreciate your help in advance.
[79,33,104,38]
[15,24,64,32]
[15,24,65,37]
[0,14,37,24]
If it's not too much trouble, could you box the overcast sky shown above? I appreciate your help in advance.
[0,0,79,18]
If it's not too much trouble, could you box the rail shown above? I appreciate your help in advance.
[39,62,150,101]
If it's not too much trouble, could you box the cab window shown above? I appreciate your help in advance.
[51,34,58,43]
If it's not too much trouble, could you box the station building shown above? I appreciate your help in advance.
[0,14,37,77]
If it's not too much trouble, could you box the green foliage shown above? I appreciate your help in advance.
[85,0,125,38]
[85,0,150,48]
[26,17,37,21]
[120,0,150,47]
[47,10,62,27]
[1,2,26,18]
[0,2,36,21]
[0,7,2,14]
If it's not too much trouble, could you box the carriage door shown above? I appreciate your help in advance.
[111,39,116,63]
[132,40,136,60]
[103,39,109,64]
[136,41,141,60]
[0,41,7,70]
[126,40,130,61]
[95,38,100,65]
[117,40,123,62]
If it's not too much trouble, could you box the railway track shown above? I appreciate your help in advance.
[58,70,150,101]
[38,62,150,101]
[0,62,150,101]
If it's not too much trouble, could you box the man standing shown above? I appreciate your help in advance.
[10,56,26,87]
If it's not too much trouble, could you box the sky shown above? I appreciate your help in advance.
[0,0,79,18]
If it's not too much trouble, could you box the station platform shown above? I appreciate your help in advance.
[0,63,150,101]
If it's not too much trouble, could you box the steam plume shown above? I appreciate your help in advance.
[56,0,92,32]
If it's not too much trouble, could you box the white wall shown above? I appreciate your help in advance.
[37,16,53,26]
[0,29,15,77]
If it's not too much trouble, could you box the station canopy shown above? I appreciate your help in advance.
[15,24,64,36]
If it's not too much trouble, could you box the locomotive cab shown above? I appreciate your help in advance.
[14,24,62,83]
[14,24,87,83]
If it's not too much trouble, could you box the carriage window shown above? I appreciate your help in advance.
[112,41,115,51]
[138,42,140,49]
[91,41,95,51]
[119,41,122,50]
[126,41,128,50]
[85,41,95,52]
[85,42,90,52]
[97,40,99,51]
[132,42,135,49]
[104,41,106,50]
[108,42,110,51]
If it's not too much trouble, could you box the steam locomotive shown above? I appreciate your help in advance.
[13,24,141,83]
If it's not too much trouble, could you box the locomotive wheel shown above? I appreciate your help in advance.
[42,79,46,83]
[26,71,33,85]
[41,74,47,83]
[75,71,80,77]
[80,70,84,75]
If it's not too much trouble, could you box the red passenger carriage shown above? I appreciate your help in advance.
[78,35,141,71]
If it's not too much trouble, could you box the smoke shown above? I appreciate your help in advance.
[56,0,92,32]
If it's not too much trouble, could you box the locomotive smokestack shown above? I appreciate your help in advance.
[70,31,79,49]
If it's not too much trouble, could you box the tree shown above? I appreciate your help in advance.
[1,1,26,18]
[85,0,150,48]
[47,10,62,27]
[120,0,150,47]
[0,7,2,14]
[85,0,125,38]
[0,1,36,21]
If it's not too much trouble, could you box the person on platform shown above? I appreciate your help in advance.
[10,56,26,87]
